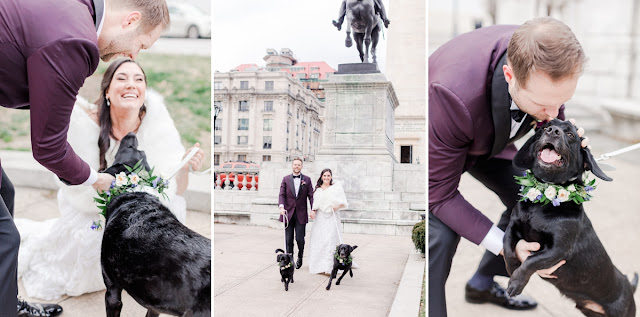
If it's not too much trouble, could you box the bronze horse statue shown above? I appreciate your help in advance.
[333,0,390,64]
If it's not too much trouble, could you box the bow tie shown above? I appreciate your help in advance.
[292,175,301,179]
[510,109,527,123]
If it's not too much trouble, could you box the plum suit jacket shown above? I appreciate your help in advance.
[428,25,565,244]
[0,0,102,186]
[278,174,314,225]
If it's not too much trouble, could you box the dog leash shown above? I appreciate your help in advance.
[282,211,289,254]
[595,142,640,161]
[328,206,343,244]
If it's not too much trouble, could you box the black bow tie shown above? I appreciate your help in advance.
[292,175,301,179]
[510,109,527,123]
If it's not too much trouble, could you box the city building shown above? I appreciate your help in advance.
[214,50,325,166]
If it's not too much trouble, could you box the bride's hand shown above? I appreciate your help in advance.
[310,210,316,219]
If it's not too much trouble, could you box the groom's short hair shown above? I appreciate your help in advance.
[292,157,303,164]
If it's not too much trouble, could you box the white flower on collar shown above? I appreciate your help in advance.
[115,172,128,186]
[544,186,557,200]
[567,184,576,192]
[526,188,542,201]
[557,188,570,202]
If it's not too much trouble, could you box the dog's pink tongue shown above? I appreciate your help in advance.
[541,148,560,163]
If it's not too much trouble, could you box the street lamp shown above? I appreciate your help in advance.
[213,104,221,166]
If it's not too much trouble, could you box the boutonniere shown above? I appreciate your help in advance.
[514,169,596,206]
[301,179,306,186]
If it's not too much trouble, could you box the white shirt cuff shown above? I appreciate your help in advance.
[480,225,505,256]
[279,204,284,208]
[81,168,98,186]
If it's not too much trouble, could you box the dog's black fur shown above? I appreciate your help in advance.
[275,248,294,291]
[504,119,637,317]
[101,133,211,317]
[326,244,358,290]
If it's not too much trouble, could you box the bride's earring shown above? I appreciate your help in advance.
[106,97,110,107]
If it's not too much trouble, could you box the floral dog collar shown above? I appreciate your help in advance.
[515,169,596,206]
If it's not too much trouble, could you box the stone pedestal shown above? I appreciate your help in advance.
[318,70,399,161]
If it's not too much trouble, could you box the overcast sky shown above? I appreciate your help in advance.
[213,0,391,73]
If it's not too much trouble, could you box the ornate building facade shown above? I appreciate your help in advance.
[214,69,324,165]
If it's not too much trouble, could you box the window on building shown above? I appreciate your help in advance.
[263,119,272,131]
[237,136,248,145]
[298,73,306,79]
[296,125,299,136]
[238,154,247,161]
[240,81,249,89]
[214,82,223,89]
[297,109,299,119]
[286,138,289,151]
[214,136,221,144]
[214,154,220,166]
[311,73,319,79]
[287,104,291,115]
[296,140,299,150]
[265,81,274,91]
[263,155,271,162]
[238,119,249,130]
[263,136,272,149]
[264,101,273,112]
[214,119,222,130]
[239,101,249,112]
[401,146,413,164]
[287,122,290,133]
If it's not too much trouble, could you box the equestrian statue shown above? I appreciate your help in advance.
[333,0,390,64]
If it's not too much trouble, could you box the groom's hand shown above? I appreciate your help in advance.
[279,206,286,215]
[92,173,115,192]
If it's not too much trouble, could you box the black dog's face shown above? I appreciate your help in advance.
[337,244,358,259]
[104,133,149,176]
[277,254,293,268]
[514,119,612,184]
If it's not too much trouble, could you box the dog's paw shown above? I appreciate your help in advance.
[506,280,525,297]
[336,280,341,285]
[326,285,331,290]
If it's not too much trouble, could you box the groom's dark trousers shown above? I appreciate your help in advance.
[285,212,306,258]
[0,169,19,316]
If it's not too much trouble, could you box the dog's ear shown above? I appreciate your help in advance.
[581,146,612,181]
[513,134,538,170]
[351,245,358,251]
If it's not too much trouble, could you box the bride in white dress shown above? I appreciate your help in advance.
[308,168,349,274]
[14,59,205,300]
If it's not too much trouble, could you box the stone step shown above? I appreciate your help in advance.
[213,211,250,225]
[1,150,212,213]
[265,214,420,236]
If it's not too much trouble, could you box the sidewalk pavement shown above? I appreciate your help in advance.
[444,135,640,316]
[214,223,422,317]
[13,186,211,317]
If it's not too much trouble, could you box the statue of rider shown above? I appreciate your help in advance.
[332,0,390,30]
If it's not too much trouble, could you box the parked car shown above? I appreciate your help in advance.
[164,2,211,39]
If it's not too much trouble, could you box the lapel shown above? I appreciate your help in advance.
[290,174,296,198]
[489,52,511,158]
[92,0,104,32]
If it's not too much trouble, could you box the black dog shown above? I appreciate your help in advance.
[504,119,637,317]
[101,133,211,317]
[326,244,358,290]
[275,248,294,291]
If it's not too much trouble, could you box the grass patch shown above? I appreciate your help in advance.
[0,52,211,171]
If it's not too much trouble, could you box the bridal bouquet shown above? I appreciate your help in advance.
[91,160,169,230]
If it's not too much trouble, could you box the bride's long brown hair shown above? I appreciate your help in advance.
[314,168,333,192]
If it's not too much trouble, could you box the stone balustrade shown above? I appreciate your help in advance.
[214,172,259,191]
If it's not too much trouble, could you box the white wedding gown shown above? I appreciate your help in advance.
[308,181,350,274]
[15,91,187,300]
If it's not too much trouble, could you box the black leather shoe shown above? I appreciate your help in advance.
[465,282,537,310]
[296,257,303,269]
[17,298,63,317]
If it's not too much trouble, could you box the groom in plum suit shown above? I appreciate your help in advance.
[278,157,314,269]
